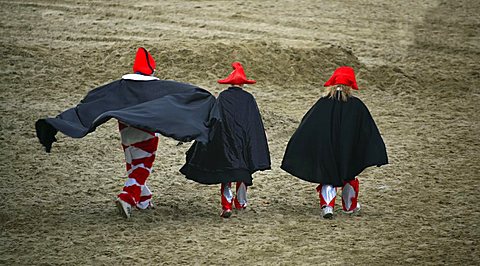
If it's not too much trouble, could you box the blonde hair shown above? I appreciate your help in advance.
[325,85,352,102]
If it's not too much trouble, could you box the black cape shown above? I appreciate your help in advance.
[180,87,271,186]
[35,78,216,152]
[281,94,388,187]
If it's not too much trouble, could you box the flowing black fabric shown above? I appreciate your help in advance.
[35,79,216,152]
[281,95,388,187]
[180,87,271,186]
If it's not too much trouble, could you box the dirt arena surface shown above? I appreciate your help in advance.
[1,0,479,265]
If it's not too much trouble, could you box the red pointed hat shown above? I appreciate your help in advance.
[324,66,358,90]
[132,47,156,75]
[218,62,256,85]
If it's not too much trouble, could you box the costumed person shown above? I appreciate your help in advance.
[280,66,388,219]
[180,62,271,218]
[35,47,216,219]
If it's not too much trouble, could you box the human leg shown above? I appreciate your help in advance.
[341,178,361,214]
[137,184,154,210]
[220,182,233,218]
[316,184,337,219]
[233,182,248,210]
[117,121,159,217]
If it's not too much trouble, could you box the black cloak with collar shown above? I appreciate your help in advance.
[180,86,271,186]
[281,94,388,187]
[35,77,216,152]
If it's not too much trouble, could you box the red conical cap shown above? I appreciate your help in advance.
[132,47,156,75]
[218,62,256,85]
[324,66,358,90]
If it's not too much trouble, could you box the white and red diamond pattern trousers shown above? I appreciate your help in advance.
[117,121,159,209]
[316,178,360,212]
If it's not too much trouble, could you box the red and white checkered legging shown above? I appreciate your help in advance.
[221,182,248,211]
[117,121,159,209]
[316,178,360,212]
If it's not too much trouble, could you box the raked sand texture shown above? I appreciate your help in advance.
[0,0,479,265]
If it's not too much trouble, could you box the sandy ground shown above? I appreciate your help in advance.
[1,0,479,265]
